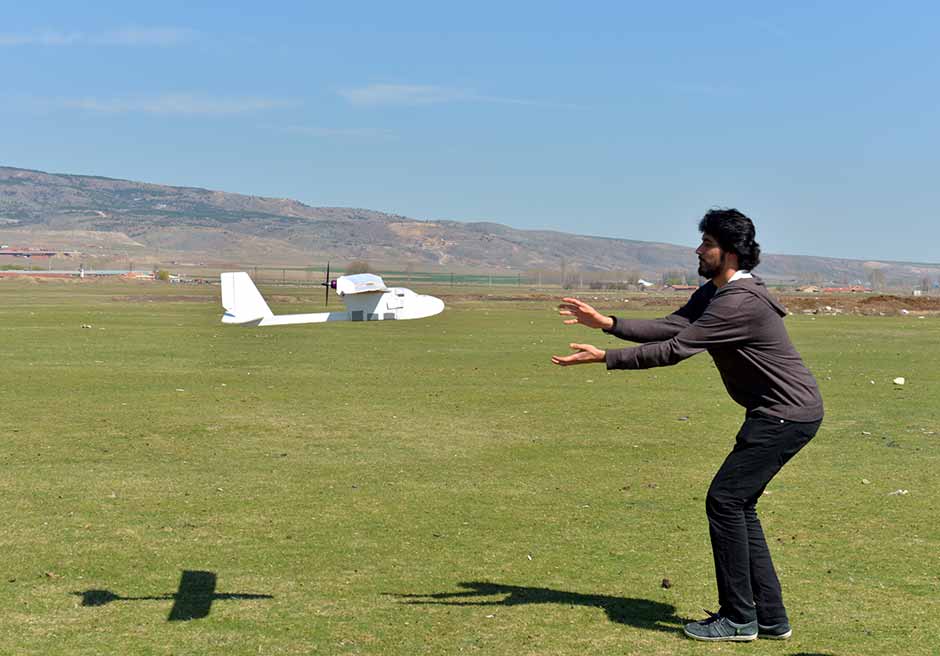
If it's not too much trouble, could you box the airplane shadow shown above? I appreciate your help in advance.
[74,570,273,621]
[391,581,685,634]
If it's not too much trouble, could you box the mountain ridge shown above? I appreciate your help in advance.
[2,165,937,284]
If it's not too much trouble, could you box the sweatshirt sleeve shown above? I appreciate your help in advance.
[605,292,751,370]
[603,283,714,343]
[604,314,691,343]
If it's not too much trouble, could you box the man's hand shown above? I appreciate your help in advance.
[551,343,607,366]
[558,297,614,331]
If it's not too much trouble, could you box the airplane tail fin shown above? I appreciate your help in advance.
[221,272,273,324]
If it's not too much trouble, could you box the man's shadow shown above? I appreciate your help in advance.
[74,570,272,621]
[392,581,684,634]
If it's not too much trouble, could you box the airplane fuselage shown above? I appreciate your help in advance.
[220,272,444,326]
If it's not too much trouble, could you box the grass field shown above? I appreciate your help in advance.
[1,279,938,655]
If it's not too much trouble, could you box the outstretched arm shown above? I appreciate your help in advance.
[551,343,606,366]
[605,314,691,343]
[557,298,614,330]
[606,294,750,370]
[604,283,717,343]
[560,284,716,344]
[557,296,687,342]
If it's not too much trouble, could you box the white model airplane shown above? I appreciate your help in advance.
[220,271,444,326]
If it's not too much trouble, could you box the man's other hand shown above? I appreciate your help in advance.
[551,343,607,366]
[558,297,614,331]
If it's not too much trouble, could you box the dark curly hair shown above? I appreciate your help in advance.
[698,208,761,270]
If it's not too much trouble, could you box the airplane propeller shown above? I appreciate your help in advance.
[320,262,332,307]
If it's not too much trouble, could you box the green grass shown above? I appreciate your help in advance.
[1,279,937,655]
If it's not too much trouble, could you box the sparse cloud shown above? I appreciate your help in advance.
[749,19,789,40]
[340,84,474,106]
[95,27,197,46]
[664,82,743,98]
[279,125,395,140]
[340,83,578,108]
[63,93,295,116]
[0,27,196,47]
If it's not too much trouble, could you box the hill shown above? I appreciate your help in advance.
[1,165,937,284]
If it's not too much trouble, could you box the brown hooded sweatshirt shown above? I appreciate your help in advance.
[604,275,824,422]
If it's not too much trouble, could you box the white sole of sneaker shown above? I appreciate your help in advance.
[683,628,758,642]
[759,630,792,640]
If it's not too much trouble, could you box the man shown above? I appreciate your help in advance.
[552,208,823,642]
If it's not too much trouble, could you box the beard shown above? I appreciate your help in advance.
[697,252,724,279]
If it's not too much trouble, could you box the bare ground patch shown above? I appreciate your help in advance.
[111,295,210,303]
[782,294,940,315]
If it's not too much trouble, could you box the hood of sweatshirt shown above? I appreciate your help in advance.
[713,275,788,317]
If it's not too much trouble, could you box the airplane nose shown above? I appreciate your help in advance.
[422,295,445,317]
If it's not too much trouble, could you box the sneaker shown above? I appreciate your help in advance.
[683,611,758,642]
[758,621,792,640]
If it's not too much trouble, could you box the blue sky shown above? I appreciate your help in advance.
[2,1,938,262]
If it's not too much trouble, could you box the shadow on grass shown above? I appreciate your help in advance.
[74,570,273,621]
[392,581,685,634]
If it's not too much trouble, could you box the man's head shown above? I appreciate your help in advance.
[696,208,761,280]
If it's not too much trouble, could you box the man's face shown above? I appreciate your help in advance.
[696,233,724,279]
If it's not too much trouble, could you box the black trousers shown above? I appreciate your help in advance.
[706,413,821,624]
